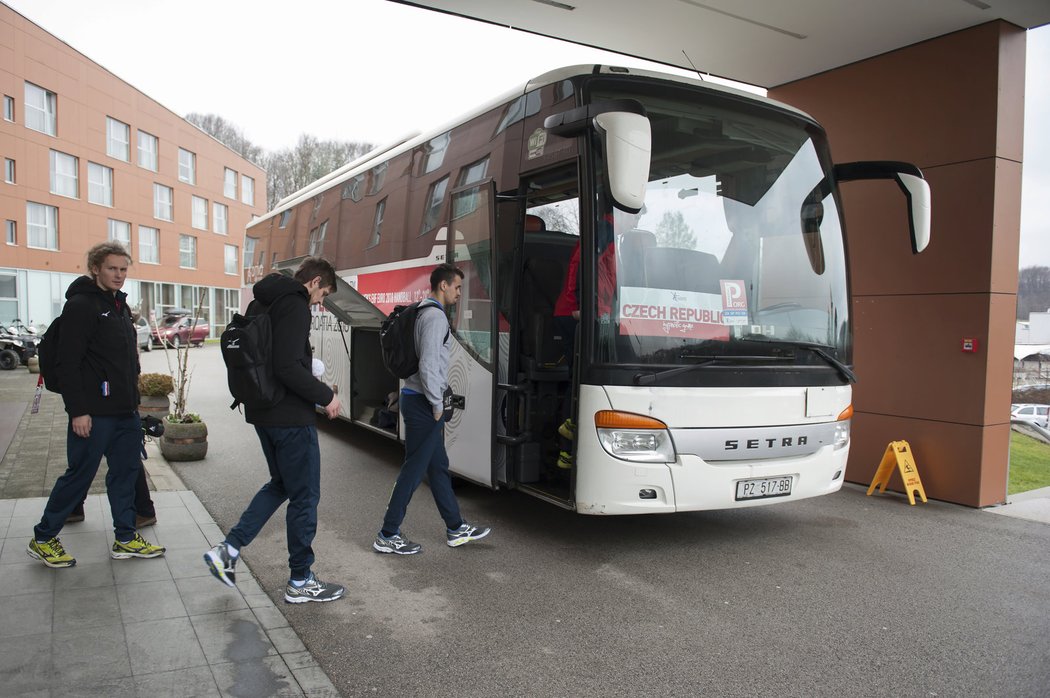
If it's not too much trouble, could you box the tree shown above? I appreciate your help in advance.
[1018,265,1050,320]
[654,210,696,249]
[185,113,264,166]
[185,112,374,210]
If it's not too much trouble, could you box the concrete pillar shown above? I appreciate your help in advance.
[770,21,1026,507]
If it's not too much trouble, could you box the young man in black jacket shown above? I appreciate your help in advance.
[28,242,166,568]
[204,257,346,604]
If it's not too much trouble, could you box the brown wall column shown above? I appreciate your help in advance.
[770,21,1026,507]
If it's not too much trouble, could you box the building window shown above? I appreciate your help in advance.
[108,219,131,251]
[178,148,196,185]
[88,162,113,206]
[244,237,257,268]
[5,220,15,245]
[27,202,58,250]
[369,162,388,195]
[423,132,450,174]
[369,198,386,248]
[278,210,291,228]
[179,235,197,268]
[3,158,13,184]
[224,168,237,198]
[24,82,56,136]
[213,202,228,234]
[138,131,158,171]
[420,176,449,236]
[342,175,365,202]
[224,244,239,274]
[139,226,159,263]
[241,175,254,206]
[153,183,173,221]
[2,95,13,122]
[49,150,78,198]
[308,221,328,256]
[192,195,208,230]
[106,117,130,161]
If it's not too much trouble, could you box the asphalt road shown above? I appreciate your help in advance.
[145,345,1050,697]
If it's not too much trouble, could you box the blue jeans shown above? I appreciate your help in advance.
[382,393,462,534]
[35,413,142,541]
[227,425,320,580]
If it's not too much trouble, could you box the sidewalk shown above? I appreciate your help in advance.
[0,368,339,697]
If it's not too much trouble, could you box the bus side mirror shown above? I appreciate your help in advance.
[544,99,651,213]
[833,161,932,254]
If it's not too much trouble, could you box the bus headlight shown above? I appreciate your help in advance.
[594,411,676,463]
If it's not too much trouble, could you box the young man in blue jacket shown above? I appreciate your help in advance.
[28,242,165,568]
[204,257,345,603]
[373,263,491,555]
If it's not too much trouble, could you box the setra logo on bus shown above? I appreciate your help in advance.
[725,436,808,450]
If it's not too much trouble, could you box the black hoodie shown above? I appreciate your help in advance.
[57,276,140,418]
[244,273,334,427]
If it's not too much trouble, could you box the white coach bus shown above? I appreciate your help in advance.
[245,65,930,515]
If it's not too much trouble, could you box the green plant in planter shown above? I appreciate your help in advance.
[158,291,207,425]
[138,372,173,397]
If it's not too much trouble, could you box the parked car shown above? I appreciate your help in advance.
[1010,403,1049,429]
[151,315,209,348]
[134,317,151,352]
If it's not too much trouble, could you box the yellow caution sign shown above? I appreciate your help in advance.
[866,440,928,505]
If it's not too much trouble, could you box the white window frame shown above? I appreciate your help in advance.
[192,195,208,230]
[178,148,196,185]
[179,234,197,269]
[224,244,239,275]
[49,150,78,199]
[107,219,131,250]
[139,225,159,264]
[241,175,254,206]
[2,95,13,122]
[5,219,15,245]
[26,202,58,250]
[24,82,56,136]
[213,202,228,234]
[224,168,237,199]
[3,158,13,184]
[138,130,158,171]
[88,162,113,206]
[153,183,173,221]
[106,117,130,161]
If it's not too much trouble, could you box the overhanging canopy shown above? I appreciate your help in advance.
[392,0,1050,88]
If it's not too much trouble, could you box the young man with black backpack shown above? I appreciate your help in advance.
[373,263,491,555]
[28,242,165,568]
[204,257,346,604]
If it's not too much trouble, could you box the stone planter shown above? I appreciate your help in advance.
[138,394,170,419]
[159,420,208,461]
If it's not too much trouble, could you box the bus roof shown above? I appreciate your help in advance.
[247,64,814,232]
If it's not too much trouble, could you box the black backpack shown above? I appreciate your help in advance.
[380,301,445,379]
[220,302,285,410]
[37,318,63,393]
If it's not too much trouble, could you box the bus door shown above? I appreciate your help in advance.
[497,165,581,507]
[445,181,498,487]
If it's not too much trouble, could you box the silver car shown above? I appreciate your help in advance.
[1011,403,1049,429]
[134,316,152,352]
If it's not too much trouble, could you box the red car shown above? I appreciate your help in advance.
[151,315,209,348]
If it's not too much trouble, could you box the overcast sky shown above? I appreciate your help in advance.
[5,0,1048,268]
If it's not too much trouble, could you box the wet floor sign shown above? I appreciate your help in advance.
[866,440,928,505]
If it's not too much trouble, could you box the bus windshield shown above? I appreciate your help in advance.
[588,81,851,375]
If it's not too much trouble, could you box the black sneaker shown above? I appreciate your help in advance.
[446,522,491,548]
[373,532,422,555]
[203,543,237,587]
[284,573,345,604]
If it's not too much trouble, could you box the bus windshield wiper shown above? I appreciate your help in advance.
[633,354,788,386]
[740,337,857,384]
